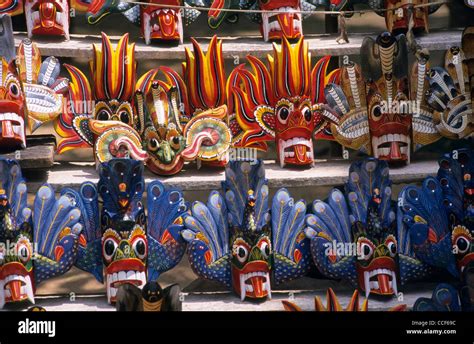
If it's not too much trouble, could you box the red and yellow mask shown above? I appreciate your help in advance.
[259,0,302,41]
[141,0,183,44]
[55,33,147,163]
[231,37,339,167]
[24,0,70,39]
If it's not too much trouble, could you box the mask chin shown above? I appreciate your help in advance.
[231,261,271,301]
[0,263,35,309]
[105,259,147,304]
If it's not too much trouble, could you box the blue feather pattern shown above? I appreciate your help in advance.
[146,181,188,281]
[305,189,358,285]
[98,159,145,226]
[63,182,103,283]
[0,159,31,236]
[272,188,311,284]
[222,160,268,229]
[397,177,458,278]
[182,191,232,287]
[306,158,399,286]
[437,149,474,228]
[183,159,312,288]
[32,184,82,284]
[413,283,461,311]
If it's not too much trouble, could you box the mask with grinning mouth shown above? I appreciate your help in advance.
[230,191,272,301]
[0,59,26,151]
[141,0,183,44]
[259,0,302,42]
[322,32,454,165]
[230,37,340,168]
[24,0,70,40]
[353,211,399,297]
[305,158,399,298]
[55,33,148,163]
[98,159,147,303]
[102,224,148,304]
[0,15,26,151]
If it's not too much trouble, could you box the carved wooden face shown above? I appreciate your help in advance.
[259,0,302,41]
[24,0,70,38]
[141,0,183,44]
[0,59,26,149]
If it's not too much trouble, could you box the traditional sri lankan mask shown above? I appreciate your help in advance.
[134,47,232,176]
[438,149,474,275]
[323,32,448,164]
[87,0,201,45]
[207,0,318,42]
[24,0,70,40]
[54,33,147,163]
[259,0,302,41]
[178,35,232,167]
[135,80,187,175]
[231,37,339,167]
[98,159,147,303]
[230,201,273,301]
[382,0,433,34]
[0,60,26,150]
[363,33,412,163]
[141,0,183,44]
[16,38,69,133]
[306,158,399,298]
[182,160,311,301]
[0,159,33,308]
[0,15,26,150]
[425,45,473,139]
[0,158,82,308]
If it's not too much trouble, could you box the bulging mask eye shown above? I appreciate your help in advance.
[277,106,290,124]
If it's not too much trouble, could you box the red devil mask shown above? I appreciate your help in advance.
[259,0,302,42]
[231,37,339,167]
[141,0,183,44]
[0,59,26,150]
[24,0,71,40]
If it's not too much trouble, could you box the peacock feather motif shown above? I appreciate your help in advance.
[182,159,311,301]
[306,158,406,297]
[397,148,474,281]
[0,158,82,308]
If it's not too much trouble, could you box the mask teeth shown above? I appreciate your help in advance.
[279,139,286,168]
[239,273,246,301]
[0,281,5,309]
[25,275,35,305]
[364,270,370,298]
[143,13,151,45]
[391,271,398,296]
[264,272,271,299]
